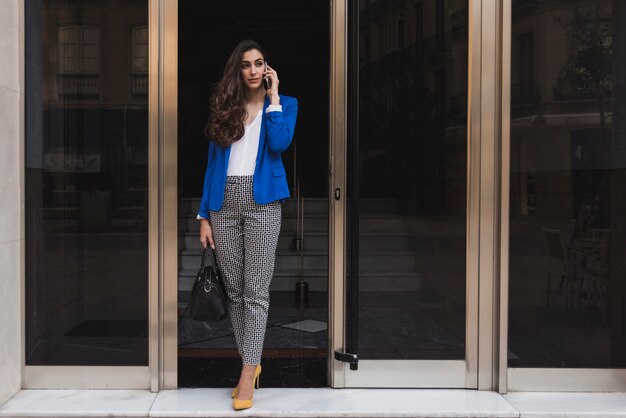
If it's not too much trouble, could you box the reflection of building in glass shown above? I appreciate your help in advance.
[510,0,613,221]
[508,0,626,369]
[358,0,468,215]
[24,0,151,367]
[38,1,148,228]
[352,0,469,361]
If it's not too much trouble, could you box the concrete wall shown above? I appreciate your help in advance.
[0,0,23,406]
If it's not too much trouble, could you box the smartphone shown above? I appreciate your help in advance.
[263,61,272,90]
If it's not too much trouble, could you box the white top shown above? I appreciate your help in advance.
[226,104,283,176]
[197,104,282,219]
[227,109,263,176]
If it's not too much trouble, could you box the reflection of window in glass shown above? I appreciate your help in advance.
[435,69,446,117]
[390,17,395,51]
[397,13,405,49]
[513,32,537,105]
[58,25,100,98]
[131,25,149,98]
[415,1,423,58]
[436,0,445,50]
[451,6,468,35]
[383,18,390,54]
[517,32,534,82]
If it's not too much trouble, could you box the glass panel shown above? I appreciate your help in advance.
[508,0,626,368]
[349,0,468,360]
[176,0,330,387]
[25,0,149,366]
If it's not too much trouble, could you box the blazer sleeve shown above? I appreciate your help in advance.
[197,141,215,219]
[265,97,298,154]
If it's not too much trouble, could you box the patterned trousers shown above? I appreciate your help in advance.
[210,175,281,365]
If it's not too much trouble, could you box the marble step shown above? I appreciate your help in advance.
[0,388,529,417]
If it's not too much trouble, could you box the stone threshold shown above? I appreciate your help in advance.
[1,388,626,417]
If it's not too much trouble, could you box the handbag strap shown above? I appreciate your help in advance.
[200,245,210,269]
[200,246,220,270]
[210,247,219,269]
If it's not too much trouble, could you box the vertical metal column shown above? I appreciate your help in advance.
[476,0,505,390]
[346,0,360,371]
[334,0,360,372]
[161,0,178,390]
[329,0,348,388]
[149,0,178,391]
[148,0,160,392]
[465,0,482,390]
[498,0,512,395]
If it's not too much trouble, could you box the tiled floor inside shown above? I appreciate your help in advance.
[2,388,626,417]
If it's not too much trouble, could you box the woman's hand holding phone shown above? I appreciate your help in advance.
[263,61,272,90]
[263,62,280,104]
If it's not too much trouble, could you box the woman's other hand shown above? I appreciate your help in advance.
[264,64,280,103]
[199,219,215,249]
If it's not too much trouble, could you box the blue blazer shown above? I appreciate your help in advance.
[197,94,298,219]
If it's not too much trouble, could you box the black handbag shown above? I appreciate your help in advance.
[187,246,228,322]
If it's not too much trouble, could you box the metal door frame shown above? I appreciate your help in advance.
[497,0,626,393]
[329,0,504,389]
[21,0,165,390]
[159,0,178,391]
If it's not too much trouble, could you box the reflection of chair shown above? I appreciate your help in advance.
[591,228,611,242]
[541,228,568,306]
[570,229,611,321]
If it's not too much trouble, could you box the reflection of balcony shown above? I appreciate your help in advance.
[448,93,468,125]
[451,8,468,36]
[132,74,148,98]
[553,79,595,102]
[417,34,450,60]
[58,74,100,99]
[511,81,540,105]
[512,0,538,11]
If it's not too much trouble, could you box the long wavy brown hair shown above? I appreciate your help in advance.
[204,40,267,147]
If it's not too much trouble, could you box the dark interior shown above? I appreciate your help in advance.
[177,0,330,388]
[178,0,330,199]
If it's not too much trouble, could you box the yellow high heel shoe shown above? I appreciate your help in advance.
[232,364,262,410]
[231,364,261,398]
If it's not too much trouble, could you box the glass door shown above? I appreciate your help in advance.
[504,0,626,391]
[24,0,153,388]
[333,0,473,387]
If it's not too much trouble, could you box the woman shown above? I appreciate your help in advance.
[197,39,298,410]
